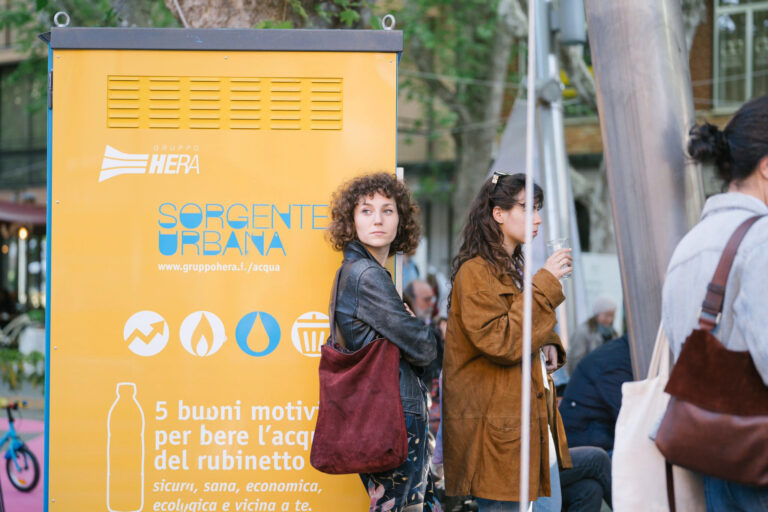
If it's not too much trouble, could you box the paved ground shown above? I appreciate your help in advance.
[0,416,44,512]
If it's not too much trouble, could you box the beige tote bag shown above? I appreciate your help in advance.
[612,325,705,512]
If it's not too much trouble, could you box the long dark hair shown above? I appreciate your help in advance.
[450,173,543,296]
[688,95,768,185]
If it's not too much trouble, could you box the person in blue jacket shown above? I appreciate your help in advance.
[558,335,633,453]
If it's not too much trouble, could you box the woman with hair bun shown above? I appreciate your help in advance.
[662,95,768,510]
[326,172,440,511]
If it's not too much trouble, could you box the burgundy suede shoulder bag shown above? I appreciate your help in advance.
[656,215,768,510]
[309,266,408,475]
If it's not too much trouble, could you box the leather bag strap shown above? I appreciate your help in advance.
[666,461,676,512]
[327,266,344,347]
[699,215,765,331]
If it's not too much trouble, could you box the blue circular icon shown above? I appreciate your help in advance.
[236,312,281,357]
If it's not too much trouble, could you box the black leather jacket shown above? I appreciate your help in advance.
[334,241,438,416]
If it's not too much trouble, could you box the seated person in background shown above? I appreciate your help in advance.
[566,296,618,375]
[560,446,612,512]
[559,335,633,453]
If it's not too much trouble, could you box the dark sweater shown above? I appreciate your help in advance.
[559,336,633,451]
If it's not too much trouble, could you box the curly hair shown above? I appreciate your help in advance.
[450,173,543,295]
[328,172,421,255]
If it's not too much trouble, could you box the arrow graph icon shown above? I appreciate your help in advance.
[128,321,165,344]
[123,312,169,357]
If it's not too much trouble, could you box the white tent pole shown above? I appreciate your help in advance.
[520,0,537,508]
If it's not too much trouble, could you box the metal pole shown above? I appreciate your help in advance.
[395,166,404,298]
[547,50,581,346]
[520,0,538,506]
[535,0,584,349]
[535,0,560,244]
[584,0,704,378]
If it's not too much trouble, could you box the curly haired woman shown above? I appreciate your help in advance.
[327,172,441,512]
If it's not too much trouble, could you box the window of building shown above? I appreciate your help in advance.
[714,1,768,108]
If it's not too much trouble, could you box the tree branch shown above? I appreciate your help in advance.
[483,0,522,124]
[559,45,597,111]
[505,0,529,39]
[409,34,470,122]
[681,0,707,52]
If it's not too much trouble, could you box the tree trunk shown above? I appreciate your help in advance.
[163,0,368,28]
[560,45,597,111]
[163,0,295,28]
[452,124,495,234]
[450,0,524,238]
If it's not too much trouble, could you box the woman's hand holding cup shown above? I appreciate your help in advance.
[543,247,573,280]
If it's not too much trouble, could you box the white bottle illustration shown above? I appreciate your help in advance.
[107,382,145,512]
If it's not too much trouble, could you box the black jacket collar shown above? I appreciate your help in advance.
[343,240,383,267]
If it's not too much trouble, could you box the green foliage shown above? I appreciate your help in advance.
[2,0,116,62]
[392,0,521,135]
[259,0,370,29]
[416,168,454,202]
[0,0,178,108]
[26,309,45,324]
[338,8,360,27]
[256,20,295,29]
[289,0,309,22]
[24,351,45,389]
[0,348,44,392]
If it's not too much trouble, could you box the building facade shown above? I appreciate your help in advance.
[0,21,47,312]
[1,2,764,305]
[400,1,762,279]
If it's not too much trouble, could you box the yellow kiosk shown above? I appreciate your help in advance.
[43,27,401,511]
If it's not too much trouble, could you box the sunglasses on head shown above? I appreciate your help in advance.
[491,171,511,189]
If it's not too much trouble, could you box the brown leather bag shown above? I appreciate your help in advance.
[655,215,768,490]
[309,267,408,475]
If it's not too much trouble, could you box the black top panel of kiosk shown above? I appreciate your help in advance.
[44,27,403,52]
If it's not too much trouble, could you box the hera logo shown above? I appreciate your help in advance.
[99,145,200,182]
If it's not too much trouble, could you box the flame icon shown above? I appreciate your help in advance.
[179,312,227,357]
[191,313,215,356]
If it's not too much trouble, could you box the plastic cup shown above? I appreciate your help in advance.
[546,237,572,280]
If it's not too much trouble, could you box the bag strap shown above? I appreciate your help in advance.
[646,324,670,380]
[666,461,676,512]
[665,215,765,511]
[699,215,765,331]
[327,266,345,347]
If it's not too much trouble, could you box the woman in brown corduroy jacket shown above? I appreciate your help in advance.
[443,172,573,511]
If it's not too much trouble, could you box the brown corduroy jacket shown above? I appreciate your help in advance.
[443,256,572,501]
